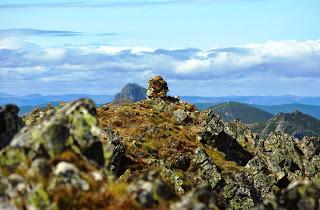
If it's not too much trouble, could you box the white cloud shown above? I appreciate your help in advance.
[0,37,26,49]
[1,39,320,95]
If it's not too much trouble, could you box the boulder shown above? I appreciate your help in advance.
[0,104,23,149]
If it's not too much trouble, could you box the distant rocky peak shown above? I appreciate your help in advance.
[113,83,146,103]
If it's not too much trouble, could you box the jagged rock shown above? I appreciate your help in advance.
[193,148,221,189]
[161,163,185,194]
[221,172,262,209]
[198,114,254,166]
[114,83,147,103]
[129,172,175,208]
[170,184,219,210]
[173,109,191,125]
[0,104,23,149]
[295,136,320,160]
[147,76,169,99]
[256,180,320,210]
[10,99,104,166]
[262,133,302,177]
[100,126,127,178]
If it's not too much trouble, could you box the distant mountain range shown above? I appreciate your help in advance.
[2,86,320,119]
[205,101,320,138]
[209,102,274,124]
[0,93,114,106]
[252,111,320,138]
[2,92,320,107]
[182,95,320,106]
[253,104,320,119]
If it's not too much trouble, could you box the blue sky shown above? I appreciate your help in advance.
[0,0,319,96]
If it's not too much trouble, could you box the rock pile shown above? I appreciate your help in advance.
[147,76,169,99]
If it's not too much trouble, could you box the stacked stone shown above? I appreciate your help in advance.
[147,76,168,99]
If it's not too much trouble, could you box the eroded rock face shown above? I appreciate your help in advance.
[0,104,23,149]
[147,76,169,99]
[196,109,320,209]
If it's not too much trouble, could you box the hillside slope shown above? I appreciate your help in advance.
[254,103,320,119]
[209,101,273,123]
[253,110,320,138]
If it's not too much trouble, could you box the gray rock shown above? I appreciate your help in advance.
[170,184,218,210]
[100,126,127,178]
[0,104,23,149]
[173,109,190,125]
[129,171,175,208]
[193,148,221,189]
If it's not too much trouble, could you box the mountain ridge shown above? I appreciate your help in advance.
[208,101,274,124]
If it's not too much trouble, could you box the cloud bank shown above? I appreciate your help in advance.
[1,38,320,96]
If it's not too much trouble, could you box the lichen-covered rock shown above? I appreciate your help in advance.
[0,104,23,149]
[147,76,169,99]
[218,172,261,209]
[198,113,254,166]
[256,180,320,210]
[10,99,104,166]
[129,171,175,208]
[173,109,189,125]
[100,126,127,178]
[193,148,221,189]
[170,184,219,210]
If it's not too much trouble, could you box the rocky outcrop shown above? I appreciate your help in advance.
[0,104,23,149]
[129,172,175,208]
[256,180,320,210]
[9,99,104,166]
[253,110,320,138]
[114,83,146,103]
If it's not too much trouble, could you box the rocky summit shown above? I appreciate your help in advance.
[113,83,147,103]
[0,76,319,210]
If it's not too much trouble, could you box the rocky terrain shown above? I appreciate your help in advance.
[0,76,319,210]
[209,102,274,124]
[253,110,320,139]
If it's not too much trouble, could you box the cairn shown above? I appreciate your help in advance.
[147,76,169,99]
